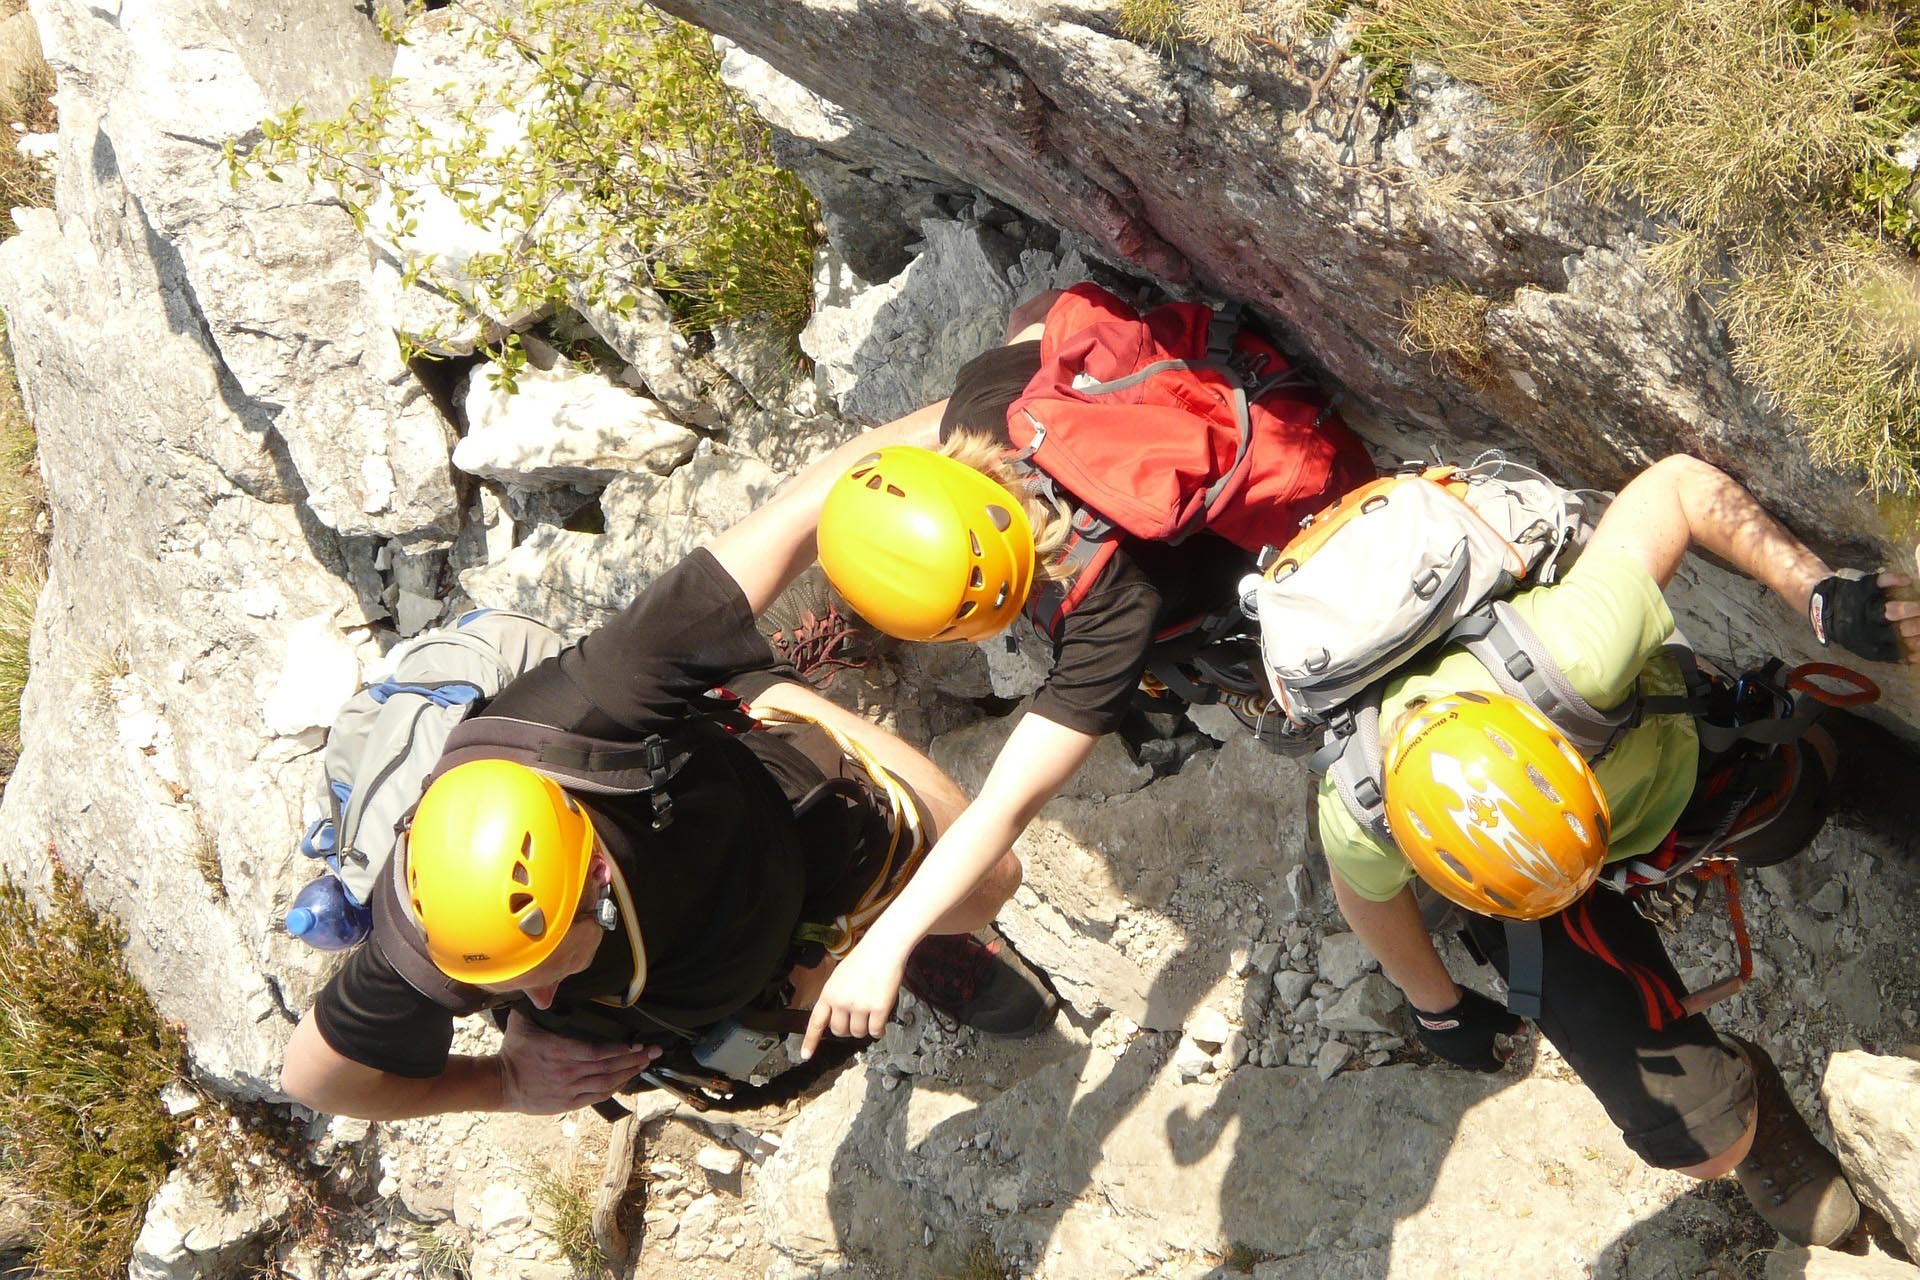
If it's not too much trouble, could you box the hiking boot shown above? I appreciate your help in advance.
[902,927,1057,1038]
[1730,1036,1861,1248]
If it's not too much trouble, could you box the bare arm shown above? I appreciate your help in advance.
[800,711,1099,1056]
[1329,875,1459,1013]
[281,1010,659,1120]
[1589,456,1920,662]
[704,402,945,617]
[282,1012,504,1120]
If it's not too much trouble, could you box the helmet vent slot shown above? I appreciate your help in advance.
[865,475,884,491]
[512,861,531,885]
[516,905,547,938]
[1526,764,1560,803]
[994,583,1009,608]
[1483,887,1517,911]
[1484,728,1517,760]
[520,832,534,858]
[509,891,534,914]
[886,484,905,498]
[1564,811,1589,842]
[970,567,984,589]
[986,504,1013,532]
[969,532,982,556]
[1436,848,1472,883]
[954,601,977,621]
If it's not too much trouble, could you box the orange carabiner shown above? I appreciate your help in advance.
[1784,662,1880,708]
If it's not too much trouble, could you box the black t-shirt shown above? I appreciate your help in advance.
[312,550,814,1078]
[941,342,1251,736]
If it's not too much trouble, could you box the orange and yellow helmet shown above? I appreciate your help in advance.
[404,760,597,983]
[1383,691,1611,920]
[818,446,1036,642]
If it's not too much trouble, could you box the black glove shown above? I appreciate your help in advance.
[1809,572,1900,663]
[1411,988,1522,1073]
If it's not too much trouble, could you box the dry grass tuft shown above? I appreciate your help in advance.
[1723,231,1920,494]
[527,1158,608,1276]
[1401,280,1498,384]
[1119,0,1187,53]
[0,55,55,226]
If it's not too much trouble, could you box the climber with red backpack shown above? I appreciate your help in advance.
[743,282,1376,1059]
[1262,451,1919,1246]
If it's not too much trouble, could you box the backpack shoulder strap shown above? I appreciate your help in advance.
[437,715,724,831]
[1449,601,1643,758]
[1311,689,1394,844]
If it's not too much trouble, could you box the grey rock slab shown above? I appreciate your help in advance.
[1824,1050,1920,1256]
[129,1165,290,1280]
[452,355,700,488]
[1316,932,1380,989]
[459,449,784,633]
[756,1041,1736,1280]
[1765,1246,1920,1279]
[802,215,1092,425]
[42,0,463,538]
[1318,974,1404,1035]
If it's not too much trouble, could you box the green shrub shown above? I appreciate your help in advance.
[232,0,818,382]
[0,858,186,1278]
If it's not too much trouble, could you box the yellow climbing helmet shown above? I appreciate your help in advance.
[817,446,1036,642]
[1383,691,1612,920]
[404,759,598,984]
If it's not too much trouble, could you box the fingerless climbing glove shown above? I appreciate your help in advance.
[1411,988,1522,1073]
[1808,571,1899,664]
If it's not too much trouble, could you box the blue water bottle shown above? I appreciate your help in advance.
[286,874,372,950]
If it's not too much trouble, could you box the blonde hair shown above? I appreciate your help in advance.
[938,430,1074,581]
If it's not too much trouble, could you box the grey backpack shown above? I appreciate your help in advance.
[1250,457,1648,839]
[298,609,569,905]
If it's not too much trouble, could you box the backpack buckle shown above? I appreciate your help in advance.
[1505,650,1536,683]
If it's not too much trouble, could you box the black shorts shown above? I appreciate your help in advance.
[1464,890,1756,1169]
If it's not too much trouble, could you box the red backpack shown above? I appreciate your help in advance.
[1006,283,1376,634]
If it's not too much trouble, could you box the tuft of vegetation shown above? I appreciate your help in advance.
[1120,0,1187,54]
[527,1158,608,1276]
[0,53,55,229]
[0,854,187,1279]
[0,570,35,763]
[1222,1239,1270,1271]
[1401,280,1497,384]
[404,1219,474,1279]
[942,1238,1014,1280]
[232,0,818,390]
[1723,230,1920,492]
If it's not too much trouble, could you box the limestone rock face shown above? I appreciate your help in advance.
[1824,1050,1920,1257]
[1,0,1919,1275]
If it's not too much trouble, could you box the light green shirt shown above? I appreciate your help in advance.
[1320,547,1700,902]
